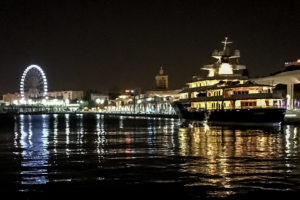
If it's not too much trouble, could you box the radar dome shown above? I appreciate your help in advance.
[212,50,218,56]
[234,50,240,57]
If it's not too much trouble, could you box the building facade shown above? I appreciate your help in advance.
[106,67,181,114]
[91,93,109,102]
[107,96,174,114]
[107,92,179,114]
[2,93,21,104]
[254,58,300,109]
[7,97,80,113]
[155,67,168,89]
[284,59,300,68]
[47,91,83,100]
[145,89,181,98]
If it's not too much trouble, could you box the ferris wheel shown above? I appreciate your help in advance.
[20,65,48,100]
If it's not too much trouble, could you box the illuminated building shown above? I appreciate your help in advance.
[106,70,181,114]
[4,96,80,113]
[155,67,168,90]
[284,59,300,68]
[254,58,300,110]
[107,95,177,114]
[2,93,21,105]
[47,90,83,100]
[91,93,109,103]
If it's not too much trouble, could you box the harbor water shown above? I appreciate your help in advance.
[0,114,300,199]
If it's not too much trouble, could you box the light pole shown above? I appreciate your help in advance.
[96,98,100,111]
[96,98,100,104]
[131,90,135,114]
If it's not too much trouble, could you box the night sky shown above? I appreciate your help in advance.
[1,0,300,96]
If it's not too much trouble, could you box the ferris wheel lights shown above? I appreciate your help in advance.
[20,65,48,100]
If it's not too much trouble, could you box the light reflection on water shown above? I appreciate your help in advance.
[1,114,300,197]
[178,122,300,197]
[18,115,49,184]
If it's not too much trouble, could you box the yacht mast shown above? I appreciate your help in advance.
[222,37,232,51]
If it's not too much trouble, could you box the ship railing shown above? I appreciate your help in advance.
[189,108,207,112]
[233,105,285,109]
[188,105,285,112]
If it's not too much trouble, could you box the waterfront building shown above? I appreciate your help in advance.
[155,67,168,89]
[47,90,83,100]
[254,58,300,110]
[0,100,6,113]
[5,97,80,113]
[107,95,177,114]
[107,90,181,114]
[91,93,109,103]
[106,67,182,114]
[284,59,300,68]
[145,89,181,98]
[130,95,176,114]
[106,67,180,114]
[2,93,21,104]
[27,97,65,107]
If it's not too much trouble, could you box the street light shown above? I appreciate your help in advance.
[65,99,70,106]
[125,89,136,114]
[96,98,101,104]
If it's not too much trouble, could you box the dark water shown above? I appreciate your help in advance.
[1,114,300,199]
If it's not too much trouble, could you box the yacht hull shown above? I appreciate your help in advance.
[172,102,286,123]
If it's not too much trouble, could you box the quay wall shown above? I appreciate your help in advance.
[1,112,300,124]
[283,117,300,124]
[0,112,177,119]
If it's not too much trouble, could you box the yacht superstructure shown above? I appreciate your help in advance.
[172,38,286,123]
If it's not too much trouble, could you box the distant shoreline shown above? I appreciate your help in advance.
[0,112,178,118]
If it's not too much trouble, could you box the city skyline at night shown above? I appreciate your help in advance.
[1,1,300,95]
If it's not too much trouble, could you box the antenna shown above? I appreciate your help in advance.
[222,37,232,51]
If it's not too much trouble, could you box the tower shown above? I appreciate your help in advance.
[155,67,168,90]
